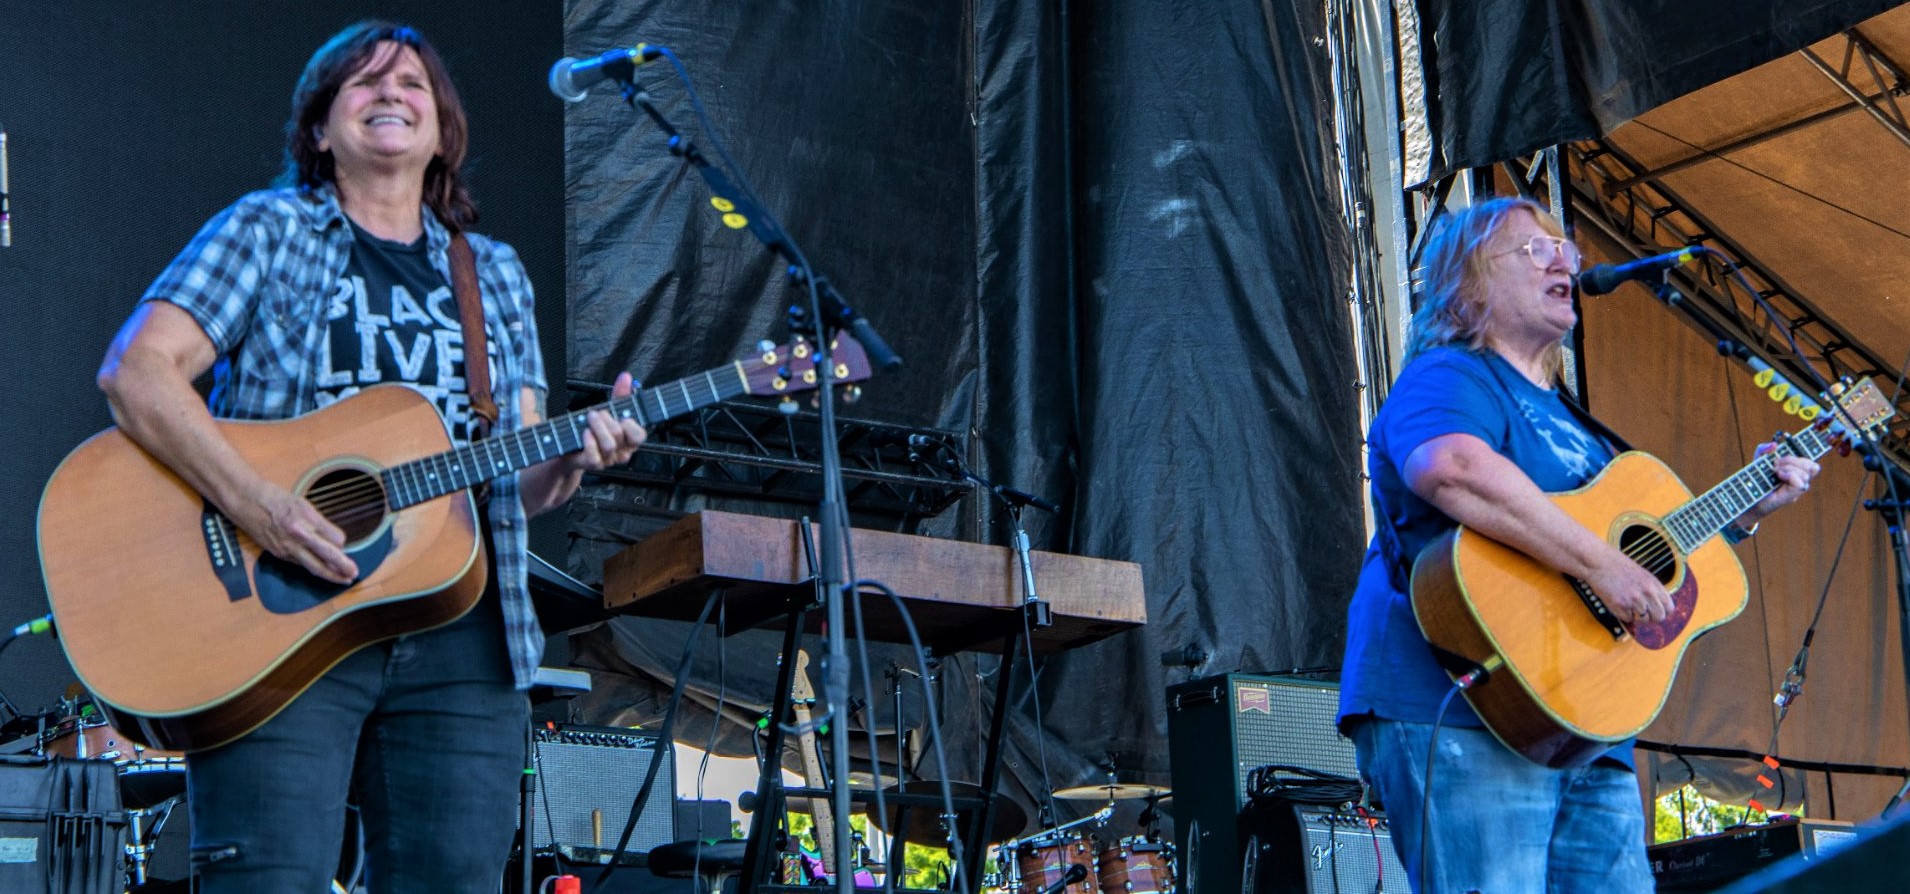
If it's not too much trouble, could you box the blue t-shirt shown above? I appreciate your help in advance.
[1338,347,1630,762]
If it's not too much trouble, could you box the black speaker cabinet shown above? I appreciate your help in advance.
[1166,672,1357,894]
[528,724,675,857]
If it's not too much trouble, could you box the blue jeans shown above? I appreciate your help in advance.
[1349,717,1653,894]
[186,593,530,893]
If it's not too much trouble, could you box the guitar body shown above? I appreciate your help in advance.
[37,385,485,753]
[1411,450,1749,768]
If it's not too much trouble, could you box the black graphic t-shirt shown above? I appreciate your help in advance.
[315,219,492,445]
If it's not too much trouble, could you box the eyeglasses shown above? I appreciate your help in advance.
[1493,235,1581,274]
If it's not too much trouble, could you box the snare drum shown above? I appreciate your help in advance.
[43,712,186,808]
[1012,832,1099,894]
[1096,836,1175,893]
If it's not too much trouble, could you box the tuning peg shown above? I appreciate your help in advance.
[779,397,799,416]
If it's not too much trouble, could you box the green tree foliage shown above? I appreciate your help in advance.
[1653,784,1773,843]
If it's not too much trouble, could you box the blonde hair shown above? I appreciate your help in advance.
[1406,197,1566,379]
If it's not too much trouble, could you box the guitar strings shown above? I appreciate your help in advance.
[211,397,652,551]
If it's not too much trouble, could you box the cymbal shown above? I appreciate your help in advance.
[1052,782,1170,801]
[878,781,1030,842]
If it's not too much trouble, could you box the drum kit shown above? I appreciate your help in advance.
[6,699,190,891]
[2,697,363,894]
[983,782,1176,894]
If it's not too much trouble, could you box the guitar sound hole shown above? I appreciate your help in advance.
[1617,524,1677,585]
[306,468,388,546]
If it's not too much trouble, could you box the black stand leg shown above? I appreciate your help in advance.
[963,630,1022,888]
[739,602,811,888]
[522,721,537,894]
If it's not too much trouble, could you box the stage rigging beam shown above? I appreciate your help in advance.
[1525,142,1910,471]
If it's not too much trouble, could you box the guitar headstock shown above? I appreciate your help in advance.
[741,335,874,404]
[1830,377,1895,435]
[791,648,817,705]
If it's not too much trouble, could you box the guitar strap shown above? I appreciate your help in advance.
[447,232,499,440]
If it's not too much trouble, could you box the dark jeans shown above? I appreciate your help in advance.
[186,593,530,893]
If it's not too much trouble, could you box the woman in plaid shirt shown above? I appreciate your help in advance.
[94,21,645,893]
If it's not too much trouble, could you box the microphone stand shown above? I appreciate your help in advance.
[911,441,1059,624]
[1860,448,1910,817]
[1632,269,1910,818]
[609,77,899,893]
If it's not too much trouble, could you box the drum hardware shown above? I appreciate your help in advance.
[1051,783,1171,802]
[124,795,183,888]
[879,779,1031,844]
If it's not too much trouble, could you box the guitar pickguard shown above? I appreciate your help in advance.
[252,523,394,615]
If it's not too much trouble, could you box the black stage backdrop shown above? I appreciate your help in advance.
[558,0,1363,823]
[0,3,568,717]
[1415,0,1904,182]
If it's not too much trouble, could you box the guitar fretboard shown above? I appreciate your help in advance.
[378,363,748,510]
[1662,425,1832,553]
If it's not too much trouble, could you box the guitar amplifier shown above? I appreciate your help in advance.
[1166,672,1359,894]
[528,724,676,857]
[1240,801,1407,894]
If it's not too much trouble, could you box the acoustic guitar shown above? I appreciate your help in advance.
[1411,377,1893,768]
[38,335,871,753]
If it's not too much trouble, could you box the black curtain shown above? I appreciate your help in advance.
[561,0,1361,823]
[1416,0,1904,181]
[0,0,567,727]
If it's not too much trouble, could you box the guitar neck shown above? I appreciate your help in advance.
[380,362,749,510]
[1663,424,1834,552]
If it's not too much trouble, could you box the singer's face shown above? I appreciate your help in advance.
[317,42,441,181]
[1480,209,1577,347]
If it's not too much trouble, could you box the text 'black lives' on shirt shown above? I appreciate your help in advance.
[315,218,498,445]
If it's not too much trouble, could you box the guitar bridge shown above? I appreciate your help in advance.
[202,501,250,601]
[1566,575,1628,641]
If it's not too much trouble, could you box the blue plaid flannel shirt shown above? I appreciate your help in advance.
[141,184,550,690]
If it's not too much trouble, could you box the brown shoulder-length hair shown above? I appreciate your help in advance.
[277,21,477,230]
[1405,196,1565,378]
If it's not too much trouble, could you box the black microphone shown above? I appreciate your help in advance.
[1575,246,1705,296]
[993,484,1062,515]
[549,45,664,102]
[907,433,956,467]
[1038,864,1088,894]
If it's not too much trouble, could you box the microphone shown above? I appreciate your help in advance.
[907,433,955,467]
[993,484,1062,515]
[1038,864,1088,894]
[1575,246,1705,296]
[2,123,11,248]
[548,45,663,103]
